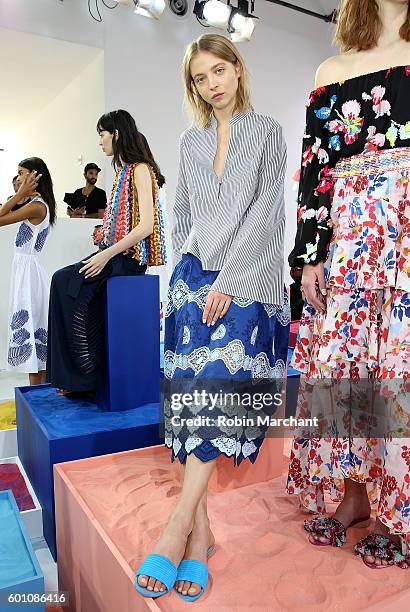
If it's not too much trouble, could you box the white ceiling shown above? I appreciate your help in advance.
[0,27,103,133]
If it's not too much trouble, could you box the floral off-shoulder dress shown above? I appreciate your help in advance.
[287,65,410,542]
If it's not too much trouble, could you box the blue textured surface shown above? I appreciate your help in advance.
[16,385,163,561]
[23,387,161,439]
[286,347,300,417]
[0,491,44,611]
[97,275,160,411]
[287,347,300,377]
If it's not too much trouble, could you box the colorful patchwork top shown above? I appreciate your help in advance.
[95,163,166,266]
[289,64,410,267]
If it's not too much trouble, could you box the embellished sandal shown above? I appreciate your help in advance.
[355,533,410,569]
[174,545,215,602]
[135,553,178,598]
[304,516,371,547]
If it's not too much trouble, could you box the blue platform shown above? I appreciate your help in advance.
[285,347,300,418]
[16,385,163,560]
[0,490,45,611]
[97,275,160,411]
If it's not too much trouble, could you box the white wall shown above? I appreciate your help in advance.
[0,0,335,260]
[0,52,105,209]
[24,52,105,210]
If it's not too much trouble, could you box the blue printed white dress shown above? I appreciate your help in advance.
[7,197,50,373]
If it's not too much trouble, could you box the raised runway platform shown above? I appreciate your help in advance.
[54,444,410,612]
[16,385,163,560]
[0,489,45,611]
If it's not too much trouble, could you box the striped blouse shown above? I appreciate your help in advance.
[172,110,286,304]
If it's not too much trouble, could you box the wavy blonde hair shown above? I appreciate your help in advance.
[334,0,410,52]
[182,34,252,128]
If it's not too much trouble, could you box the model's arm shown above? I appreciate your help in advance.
[79,164,154,277]
[171,136,192,264]
[0,201,46,227]
[211,125,287,296]
[0,172,39,218]
[290,57,340,312]
[288,63,335,269]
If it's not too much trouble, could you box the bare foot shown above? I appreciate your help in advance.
[175,512,215,597]
[363,517,405,568]
[137,509,194,594]
[309,493,371,545]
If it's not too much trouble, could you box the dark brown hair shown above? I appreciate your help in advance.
[18,157,57,226]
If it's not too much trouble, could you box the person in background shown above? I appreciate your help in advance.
[64,163,107,219]
[0,158,56,386]
[3,176,31,212]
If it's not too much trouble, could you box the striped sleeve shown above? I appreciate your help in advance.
[171,135,192,264]
[211,125,286,298]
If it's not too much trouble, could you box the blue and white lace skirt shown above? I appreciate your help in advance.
[163,254,290,466]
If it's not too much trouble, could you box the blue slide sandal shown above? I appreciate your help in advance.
[174,545,214,602]
[135,553,178,598]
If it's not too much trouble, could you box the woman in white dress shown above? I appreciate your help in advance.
[0,158,56,385]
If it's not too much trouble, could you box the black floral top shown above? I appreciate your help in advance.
[289,64,410,267]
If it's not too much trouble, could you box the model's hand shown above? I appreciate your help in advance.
[301,262,326,312]
[79,250,111,279]
[203,291,232,326]
[17,171,40,199]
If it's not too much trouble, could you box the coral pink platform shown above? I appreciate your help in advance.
[55,442,410,612]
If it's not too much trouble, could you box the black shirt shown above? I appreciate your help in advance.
[6,195,31,212]
[64,186,107,215]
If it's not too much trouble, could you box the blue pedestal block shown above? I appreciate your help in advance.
[0,490,44,612]
[16,385,163,561]
[286,347,300,418]
[96,275,160,411]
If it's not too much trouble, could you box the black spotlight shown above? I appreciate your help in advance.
[169,0,189,16]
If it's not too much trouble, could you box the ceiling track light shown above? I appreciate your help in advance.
[88,0,166,21]
[133,0,166,19]
[193,0,258,42]
[89,0,337,33]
